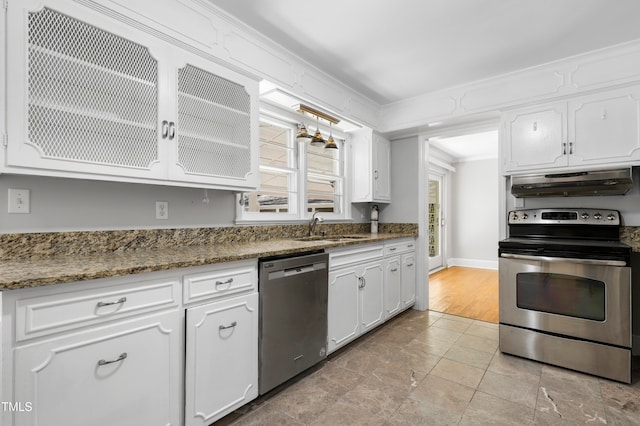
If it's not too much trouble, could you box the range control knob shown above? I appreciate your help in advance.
[581,212,590,220]
[607,213,617,221]
[512,213,518,220]
[521,213,528,220]
[593,213,603,220]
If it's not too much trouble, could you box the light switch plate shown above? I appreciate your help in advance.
[155,201,168,219]
[8,188,30,214]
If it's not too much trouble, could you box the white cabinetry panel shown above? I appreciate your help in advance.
[503,86,640,174]
[185,293,258,426]
[5,0,258,190]
[13,310,181,426]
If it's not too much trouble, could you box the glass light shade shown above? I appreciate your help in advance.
[296,123,311,143]
[324,135,338,149]
[310,129,325,146]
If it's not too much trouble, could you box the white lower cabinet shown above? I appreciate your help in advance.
[2,259,259,426]
[328,244,384,353]
[13,310,181,426]
[383,239,417,320]
[384,256,402,318]
[185,292,258,426]
[401,252,417,308]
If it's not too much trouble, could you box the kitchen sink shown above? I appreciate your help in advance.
[293,235,368,242]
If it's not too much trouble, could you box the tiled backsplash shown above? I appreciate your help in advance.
[0,223,418,260]
[620,226,640,252]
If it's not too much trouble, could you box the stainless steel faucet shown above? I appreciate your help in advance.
[309,211,324,236]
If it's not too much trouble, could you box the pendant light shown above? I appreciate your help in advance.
[310,116,326,146]
[324,122,338,149]
[296,123,311,143]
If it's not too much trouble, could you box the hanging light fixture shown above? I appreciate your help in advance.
[310,116,326,146]
[295,103,340,150]
[296,123,312,143]
[325,122,338,149]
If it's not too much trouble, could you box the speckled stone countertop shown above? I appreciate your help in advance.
[0,223,418,290]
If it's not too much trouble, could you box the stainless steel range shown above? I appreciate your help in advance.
[498,208,632,383]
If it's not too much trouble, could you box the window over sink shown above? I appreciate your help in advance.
[236,112,347,223]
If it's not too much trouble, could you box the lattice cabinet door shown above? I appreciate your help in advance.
[5,1,167,180]
[168,53,259,190]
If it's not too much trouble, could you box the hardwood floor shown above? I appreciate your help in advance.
[428,266,499,323]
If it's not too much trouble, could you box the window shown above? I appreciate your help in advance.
[238,115,346,222]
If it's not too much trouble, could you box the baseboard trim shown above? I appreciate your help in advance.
[447,258,498,270]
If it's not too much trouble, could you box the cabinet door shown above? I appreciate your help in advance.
[502,103,568,172]
[372,133,391,202]
[168,53,259,189]
[568,87,640,167]
[6,2,167,179]
[401,253,416,308]
[384,256,402,319]
[359,262,384,333]
[328,268,360,353]
[185,293,258,426]
[13,310,181,426]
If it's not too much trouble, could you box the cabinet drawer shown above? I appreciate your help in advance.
[183,260,257,304]
[15,278,179,342]
[13,309,181,426]
[329,244,384,269]
[384,239,416,256]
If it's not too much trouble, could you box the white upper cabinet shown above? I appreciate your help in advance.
[502,86,640,174]
[351,129,391,202]
[4,0,258,190]
[502,103,567,172]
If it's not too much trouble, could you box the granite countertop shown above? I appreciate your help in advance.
[0,232,415,290]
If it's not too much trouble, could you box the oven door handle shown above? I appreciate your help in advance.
[500,253,627,267]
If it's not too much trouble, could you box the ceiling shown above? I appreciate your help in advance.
[209,0,640,105]
[430,130,498,162]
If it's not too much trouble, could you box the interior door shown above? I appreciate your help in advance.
[428,174,444,271]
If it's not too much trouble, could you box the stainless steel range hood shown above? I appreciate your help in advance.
[511,168,633,198]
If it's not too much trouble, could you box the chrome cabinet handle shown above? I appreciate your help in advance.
[389,247,397,251]
[407,244,414,248]
[407,263,414,267]
[161,120,169,139]
[219,321,237,330]
[168,122,176,140]
[97,297,127,308]
[357,276,365,289]
[562,142,567,155]
[98,352,127,366]
[374,170,379,180]
[391,268,399,272]
[215,278,234,288]
[569,142,573,154]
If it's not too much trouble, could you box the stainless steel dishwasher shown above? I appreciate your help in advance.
[258,251,328,395]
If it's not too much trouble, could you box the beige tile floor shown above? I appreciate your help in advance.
[216,310,640,425]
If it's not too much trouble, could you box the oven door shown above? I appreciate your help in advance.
[499,254,631,348]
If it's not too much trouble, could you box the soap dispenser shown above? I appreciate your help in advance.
[371,204,379,234]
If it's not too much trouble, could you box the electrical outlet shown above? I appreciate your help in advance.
[8,188,30,214]
[155,201,169,220]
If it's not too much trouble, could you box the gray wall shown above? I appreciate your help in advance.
[450,158,500,265]
[381,135,420,223]
[0,175,237,233]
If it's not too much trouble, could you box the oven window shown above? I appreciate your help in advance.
[515,273,605,321]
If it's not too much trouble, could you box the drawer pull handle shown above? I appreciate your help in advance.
[389,247,397,251]
[407,263,414,267]
[98,352,127,366]
[97,297,127,308]
[219,321,237,330]
[408,244,414,248]
[391,268,399,272]
[215,278,234,288]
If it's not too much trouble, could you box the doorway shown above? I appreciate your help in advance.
[428,173,444,271]
[425,127,500,322]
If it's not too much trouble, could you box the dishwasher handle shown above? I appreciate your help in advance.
[283,264,316,277]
